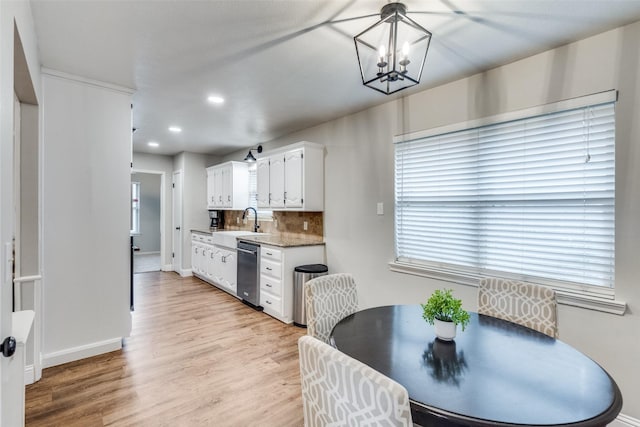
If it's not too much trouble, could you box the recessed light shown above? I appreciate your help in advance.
[168,126,182,133]
[148,141,159,148]
[207,95,224,104]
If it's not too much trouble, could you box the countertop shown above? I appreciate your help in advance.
[237,234,325,248]
[190,228,325,248]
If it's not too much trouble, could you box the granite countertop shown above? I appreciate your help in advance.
[191,228,216,235]
[236,234,325,248]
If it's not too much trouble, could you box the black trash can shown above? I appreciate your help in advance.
[293,264,328,327]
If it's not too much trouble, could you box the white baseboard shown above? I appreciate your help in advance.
[180,268,192,277]
[611,414,640,427]
[24,364,35,385]
[43,337,122,368]
[162,264,173,272]
[135,251,160,255]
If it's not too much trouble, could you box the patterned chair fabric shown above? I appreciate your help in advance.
[478,277,558,338]
[298,335,413,427]
[304,273,358,344]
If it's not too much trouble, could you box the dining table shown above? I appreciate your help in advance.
[329,305,622,427]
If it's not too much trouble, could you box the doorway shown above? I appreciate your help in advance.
[131,172,163,273]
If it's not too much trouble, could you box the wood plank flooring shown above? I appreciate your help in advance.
[25,272,307,426]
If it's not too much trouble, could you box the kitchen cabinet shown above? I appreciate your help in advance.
[191,233,239,297]
[256,141,324,211]
[206,161,249,209]
[259,243,325,324]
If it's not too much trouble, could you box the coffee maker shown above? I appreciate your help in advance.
[209,210,224,231]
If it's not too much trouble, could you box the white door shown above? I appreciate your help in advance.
[172,171,183,274]
[284,148,304,208]
[256,158,270,208]
[269,155,285,208]
[213,167,223,207]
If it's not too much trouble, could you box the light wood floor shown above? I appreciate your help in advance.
[25,272,307,426]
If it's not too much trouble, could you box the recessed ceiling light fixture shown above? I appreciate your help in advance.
[354,2,432,95]
[168,126,182,133]
[207,95,225,104]
[148,141,159,148]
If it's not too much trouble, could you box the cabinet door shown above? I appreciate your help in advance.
[213,167,224,207]
[191,243,200,274]
[221,164,232,208]
[221,249,238,293]
[284,148,303,208]
[269,154,286,208]
[205,245,216,280]
[256,158,270,208]
[206,170,216,208]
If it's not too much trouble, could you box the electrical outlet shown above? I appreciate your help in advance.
[274,219,278,228]
[236,217,240,224]
[377,202,384,215]
[303,221,308,231]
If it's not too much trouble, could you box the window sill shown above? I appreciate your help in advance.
[388,261,627,316]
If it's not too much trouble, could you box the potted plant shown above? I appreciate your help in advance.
[421,289,470,341]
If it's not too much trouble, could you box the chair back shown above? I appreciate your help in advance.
[298,336,413,427]
[304,273,358,343]
[478,277,558,338]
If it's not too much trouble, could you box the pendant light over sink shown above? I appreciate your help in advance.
[354,2,432,95]
[243,145,263,162]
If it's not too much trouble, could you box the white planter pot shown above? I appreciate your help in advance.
[434,319,457,341]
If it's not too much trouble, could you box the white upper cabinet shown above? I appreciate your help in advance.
[256,142,324,211]
[206,161,249,210]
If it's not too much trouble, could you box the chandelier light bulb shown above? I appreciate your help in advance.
[402,41,410,57]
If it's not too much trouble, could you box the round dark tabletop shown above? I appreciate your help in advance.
[329,305,622,427]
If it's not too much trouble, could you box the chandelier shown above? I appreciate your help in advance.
[354,3,432,95]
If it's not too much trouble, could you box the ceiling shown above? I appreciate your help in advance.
[29,0,640,157]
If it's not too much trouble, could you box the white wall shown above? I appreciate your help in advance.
[228,21,640,419]
[41,72,133,367]
[173,152,219,271]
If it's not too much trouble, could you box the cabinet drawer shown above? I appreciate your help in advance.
[204,236,214,244]
[260,274,282,297]
[261,246,282,261]
[260,292,282,312]
[261,258,281,279]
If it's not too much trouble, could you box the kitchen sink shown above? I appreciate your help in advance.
[211,230,263,248]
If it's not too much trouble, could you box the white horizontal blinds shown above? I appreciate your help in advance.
[395,101,615,288]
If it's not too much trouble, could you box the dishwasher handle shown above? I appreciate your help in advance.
[237,247,258,256]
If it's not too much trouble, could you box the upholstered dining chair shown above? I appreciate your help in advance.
[304,273,358,344]
[478,277,558,338]
[298,335,413,427]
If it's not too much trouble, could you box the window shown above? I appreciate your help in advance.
[394,92,616,293]
[131,181,140,234]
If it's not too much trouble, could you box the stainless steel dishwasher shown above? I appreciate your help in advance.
[236,240,262,310]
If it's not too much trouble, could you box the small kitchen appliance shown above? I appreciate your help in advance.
[209,210,224,230]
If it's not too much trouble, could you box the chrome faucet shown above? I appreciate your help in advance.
[242,207,259,233]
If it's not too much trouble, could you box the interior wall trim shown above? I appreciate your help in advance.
[42,338,122,368]
[612,413,640,427]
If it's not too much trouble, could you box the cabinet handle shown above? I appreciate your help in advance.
[211,253,214,259]
[266,267,272,271]
[222,256,226,263]
[266,300,272,305]
[195,248,198,254]
[266,283,272,287]
[228,195,231,202]
[265,252,272,256]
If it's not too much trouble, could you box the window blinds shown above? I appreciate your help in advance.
[395,101,615,288]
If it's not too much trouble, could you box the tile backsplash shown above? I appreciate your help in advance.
[223,210,323,239]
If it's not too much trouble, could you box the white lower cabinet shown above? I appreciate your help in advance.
[191,233,240,297]
[259,244,325,324]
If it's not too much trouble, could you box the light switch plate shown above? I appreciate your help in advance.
[377,202,384,215]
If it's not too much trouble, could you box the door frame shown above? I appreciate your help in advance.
[131,169,167,271]
[172,170,183,275]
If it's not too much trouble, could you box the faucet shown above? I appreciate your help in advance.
[242,207,259,233]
